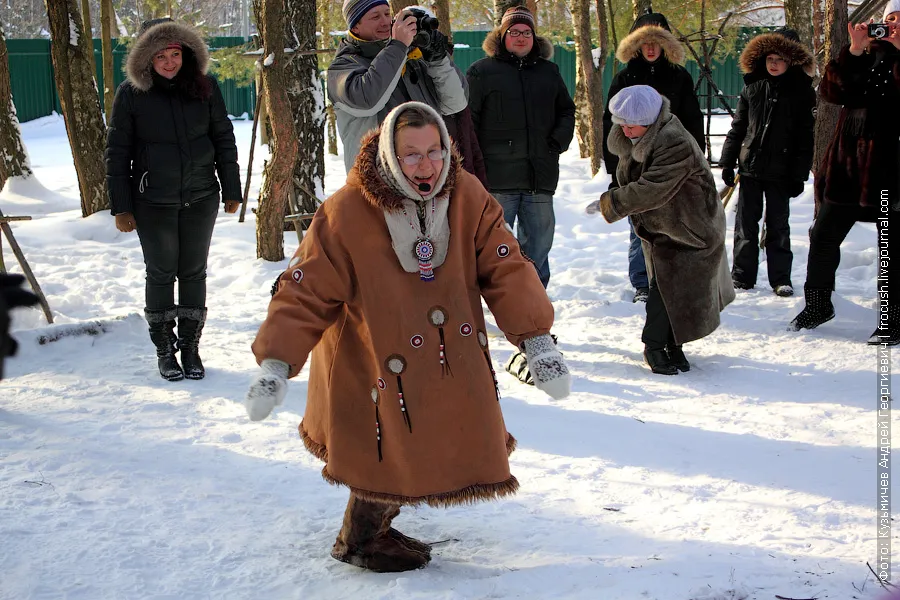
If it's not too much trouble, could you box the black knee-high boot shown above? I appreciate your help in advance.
[177,306,207,380]
[145,307,184,381]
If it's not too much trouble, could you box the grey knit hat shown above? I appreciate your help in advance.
[609,85,663,126]
[342,0,388,30]
[884,0,900,20]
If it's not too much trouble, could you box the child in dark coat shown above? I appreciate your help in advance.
[719,27,816,297]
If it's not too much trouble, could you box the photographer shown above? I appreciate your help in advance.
[327,0,468,173]
[790,1,900,344]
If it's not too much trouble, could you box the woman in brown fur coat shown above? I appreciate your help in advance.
[244,101,570,573]
[789,6,900,345]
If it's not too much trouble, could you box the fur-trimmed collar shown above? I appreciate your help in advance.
[482,27,554,62]
[740,32,815,77]
[616,25,685,65]
[348,130,461,212]
[607,97,673,163]
[126,21,209,92]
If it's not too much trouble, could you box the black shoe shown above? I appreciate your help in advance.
[633,288,649,303]
[666,345,690,372]
[774,284,794,297]
[788,288,835,331]
[644,347,678,375]
[177,306,207,380]
[867,306,900,345]
[732,279,754,290]
[145,307,184,382]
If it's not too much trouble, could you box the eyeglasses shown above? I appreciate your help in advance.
[506,29,533,38]
[398,148,447,166]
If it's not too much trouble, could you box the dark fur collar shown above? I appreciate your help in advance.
[348,130,461,212]
[482,28,554,62]
[126,21,208,92]
[740,33,815,77]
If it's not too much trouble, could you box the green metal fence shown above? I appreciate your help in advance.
[7,31,743,123]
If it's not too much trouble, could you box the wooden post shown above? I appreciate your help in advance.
[239,87,264,223]
[0,210,53,323]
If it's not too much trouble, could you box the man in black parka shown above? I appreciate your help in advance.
[720,28,816,296]
[467,6,576,290]
[602,12,704,303]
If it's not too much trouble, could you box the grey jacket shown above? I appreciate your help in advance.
[327,36,468,173]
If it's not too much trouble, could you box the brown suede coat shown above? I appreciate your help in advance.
[600,101,735,344]
[252,132,554,507]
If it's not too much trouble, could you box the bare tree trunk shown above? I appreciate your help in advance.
[432,0,451,38]
[286,0,325,220]
[46,0,109,217]
[253,0,299,261]
[493,0,524,25]
[326,103,338,155]
[101,0,114,119]
[784,0,814,51]
[80,0,92,39]
[813,0,826,76]
[632,0,651,20]
[607,0,619,75]
[525,0,537,16]
[813,0,848,172]
[571,0,591,159]
[0,23,32,190]
[389,0,418,14]
[592,0,609,175]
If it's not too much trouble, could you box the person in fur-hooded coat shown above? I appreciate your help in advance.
[244,101,570,573]
[587,86,734,375]
[720,27,816,295]
[789,3,900,344]
[106,18,241,383]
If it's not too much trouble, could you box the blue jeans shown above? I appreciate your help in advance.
[494,192,555,288]
[628,217,649,289]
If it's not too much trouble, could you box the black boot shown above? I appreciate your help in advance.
[644,346,678,375]
[868,305,900,346]
[666,345,690,372]
[145,307,184,381]
[177,306,207,380]
[788,288,835,331]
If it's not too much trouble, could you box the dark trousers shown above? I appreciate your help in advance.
[805,201,900,296]
[133,197,218,310]
[641,278,675,350]
[732,176,792,288]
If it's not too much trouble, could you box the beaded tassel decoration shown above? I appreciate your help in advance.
[428,306,453,377]
[478,330,501,401]
[371,386,383,462]
[386,355,412,433]
[414,238,435,282]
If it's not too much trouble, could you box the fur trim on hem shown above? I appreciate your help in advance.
[298,422,520,507]
[739,33,815,77]
[616,25,685,65]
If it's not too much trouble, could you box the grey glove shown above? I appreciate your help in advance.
[245,359,290,421]
[523,334,570,400]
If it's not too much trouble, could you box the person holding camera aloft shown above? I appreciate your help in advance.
[327,0,468,173]
[720,27,816,297]
[789,0,900,345]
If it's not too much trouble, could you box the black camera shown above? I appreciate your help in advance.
[403,7,440,48]
[868,23,890,38]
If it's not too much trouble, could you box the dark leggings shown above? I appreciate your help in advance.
[133,197,219,310]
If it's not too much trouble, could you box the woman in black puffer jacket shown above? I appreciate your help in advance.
[106,18,241,382]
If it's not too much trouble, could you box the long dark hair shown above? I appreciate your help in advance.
[173,46,212,101]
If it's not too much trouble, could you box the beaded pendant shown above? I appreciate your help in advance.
[415,238,435,282]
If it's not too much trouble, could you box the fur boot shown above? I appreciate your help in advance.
[177,306,207,380]
[145,307,183,381]
[331,496,431,573]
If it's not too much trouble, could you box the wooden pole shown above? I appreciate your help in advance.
[0,209,52,323]
[239,87,264,223]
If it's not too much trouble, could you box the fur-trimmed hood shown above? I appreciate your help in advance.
[482,27,554,62]
[739,32,815,77]
[616,24,685,65]
[126,20,209,92]
[349,129,461,212]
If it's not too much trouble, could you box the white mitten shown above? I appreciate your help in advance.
[522,334,571,400]
[245,359,290,421]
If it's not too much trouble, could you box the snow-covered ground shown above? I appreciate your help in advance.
[0,113,894,600]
